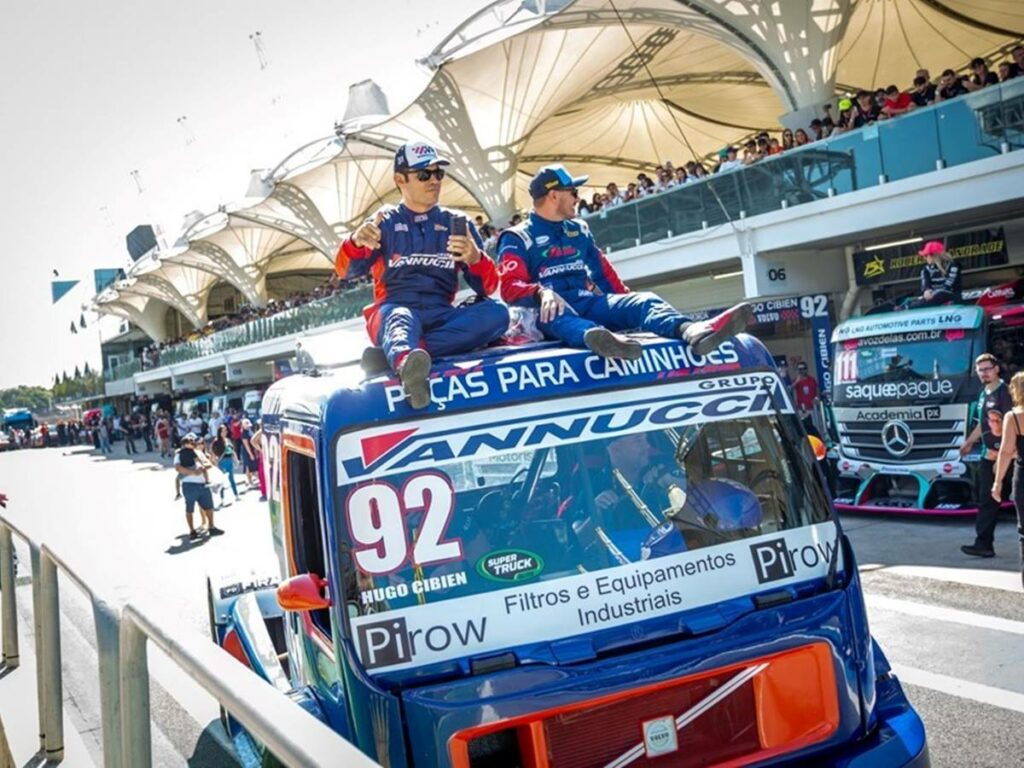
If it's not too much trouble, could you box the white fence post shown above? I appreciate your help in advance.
[0,526,17,669]
[39,551,64,762]
[119,617,151,768]
[29,544,45,751]
[93,598,122,768]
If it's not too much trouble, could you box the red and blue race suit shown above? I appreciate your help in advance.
[336,204,509,369]
[497,212,690,346]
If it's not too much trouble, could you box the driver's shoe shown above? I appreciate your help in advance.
[683,302,754,356]
[399,349,432,410]
[584,327,642,360]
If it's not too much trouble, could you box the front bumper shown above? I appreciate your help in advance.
[799,670,928,768]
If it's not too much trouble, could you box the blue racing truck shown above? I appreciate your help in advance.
[2,407,35,433]
[207,333,928,767]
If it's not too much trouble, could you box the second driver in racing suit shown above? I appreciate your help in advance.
[336,142,509,409]
[497,164,752,359]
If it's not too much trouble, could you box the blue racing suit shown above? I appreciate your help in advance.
[496,211,689,347]
[336,204,509,368]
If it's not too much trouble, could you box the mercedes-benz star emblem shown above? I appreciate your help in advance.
[881,419,913,458]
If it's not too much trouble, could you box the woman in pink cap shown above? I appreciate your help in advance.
[909,240,961,308]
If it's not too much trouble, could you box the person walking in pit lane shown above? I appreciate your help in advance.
[335,142,509,409]
[991,371,1024,588]
[497,165,752,359]
[174,434,222,541]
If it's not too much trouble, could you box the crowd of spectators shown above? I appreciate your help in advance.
[576,44,1024,217]
[121,45,1022,371]
[59,403,264,494]
[140,275,364,369]
[29,404,269,543]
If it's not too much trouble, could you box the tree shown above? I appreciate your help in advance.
[0,386,51,412]
[74,365,81,379]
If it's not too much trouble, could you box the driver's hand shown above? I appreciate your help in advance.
[923,289,934,300]
[539,288,567,324]
[595,490,619,511]
[352,209,387,250]
[448,234,482,265]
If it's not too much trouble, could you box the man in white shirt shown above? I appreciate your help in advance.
[717,146,743,173]
[603,182,624,208]
[208,411,223,437]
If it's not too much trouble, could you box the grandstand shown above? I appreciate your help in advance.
[91,0,1024,405]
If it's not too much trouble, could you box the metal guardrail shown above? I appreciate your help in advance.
[0,515,380,767]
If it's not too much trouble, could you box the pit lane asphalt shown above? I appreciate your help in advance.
[1,445,1022,766]
[1,444,279,765]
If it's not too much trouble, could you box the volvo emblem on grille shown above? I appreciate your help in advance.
[881,419,914,458]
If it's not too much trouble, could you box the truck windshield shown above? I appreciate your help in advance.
[334,374,836,674]
[832,328,975,405]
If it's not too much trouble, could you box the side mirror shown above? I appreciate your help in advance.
[276,573,330,612]
[808,435,827,461]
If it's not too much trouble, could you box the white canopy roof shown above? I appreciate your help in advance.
[97,0,1021,340]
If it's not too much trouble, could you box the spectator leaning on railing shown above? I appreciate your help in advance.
[573,42,1023,214]
[966,57,999,91]
[936,68,969,101]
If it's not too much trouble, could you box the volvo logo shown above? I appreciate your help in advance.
[881,419,914,458]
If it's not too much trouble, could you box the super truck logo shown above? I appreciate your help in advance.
[339,382,783,482]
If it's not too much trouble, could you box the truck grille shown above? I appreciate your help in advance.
[544,673,760,767]
[840,418,961,462]
[450,643,839,768]
[833,403,967,464]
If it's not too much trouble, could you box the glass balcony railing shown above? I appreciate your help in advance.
[138,285,373,372]
[104,359,142,382]
[587,77,1024,252]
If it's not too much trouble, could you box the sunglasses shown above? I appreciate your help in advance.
[405,168,446,182]
[553,186,578,198]
[976,365,995,372]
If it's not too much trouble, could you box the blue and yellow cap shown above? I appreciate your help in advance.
[529,164,589,200]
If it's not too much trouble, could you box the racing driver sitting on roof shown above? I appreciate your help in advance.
[336,142,509,409]
[497,164,752,359]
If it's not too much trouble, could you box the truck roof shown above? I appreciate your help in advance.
[831,304,983,343]
[262,333,775,435]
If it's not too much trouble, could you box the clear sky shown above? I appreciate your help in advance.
[0,0,488,390]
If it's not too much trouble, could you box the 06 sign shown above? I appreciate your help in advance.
[345,472,463,575]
